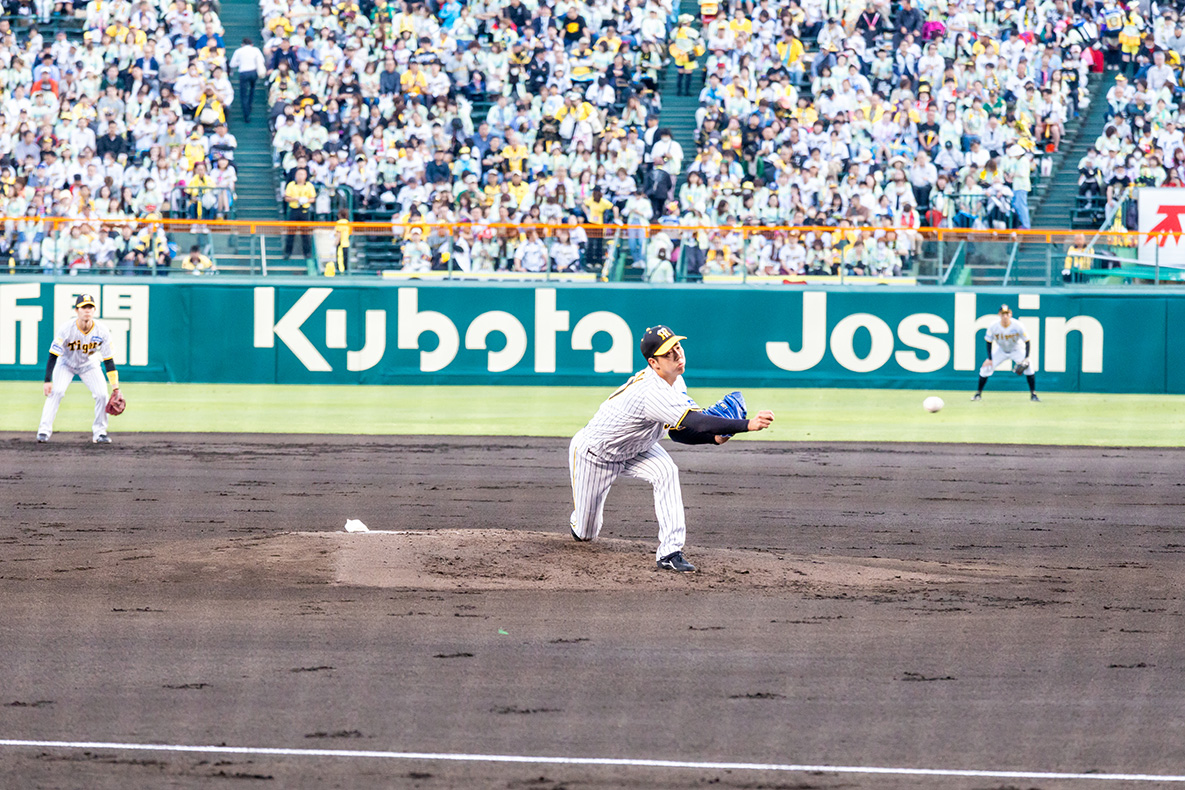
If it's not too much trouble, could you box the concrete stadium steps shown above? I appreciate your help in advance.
[1003,72,1116,286]
[222,0,282,222]
[962,243,1014,287]
[662,0,704,190]
[1027,72,1116,231]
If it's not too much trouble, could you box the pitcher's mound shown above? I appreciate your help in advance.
[8,528,1012,595]
[321,528,988,592]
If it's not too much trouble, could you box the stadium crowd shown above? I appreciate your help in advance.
[252,0,1141,279]
[4,0,1183,279]
[1087,43,1185,213]
[0,0,239,273]
[259,0,684,273]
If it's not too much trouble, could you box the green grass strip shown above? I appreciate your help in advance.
[3,382,1182,447]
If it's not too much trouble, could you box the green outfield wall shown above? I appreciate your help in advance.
[0,279,1179,392]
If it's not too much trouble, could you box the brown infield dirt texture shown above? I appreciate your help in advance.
[0,433,1183,790]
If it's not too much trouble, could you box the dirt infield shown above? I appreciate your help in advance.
[1,433,1183,789]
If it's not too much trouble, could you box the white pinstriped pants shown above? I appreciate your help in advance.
[568,429,687,560]
[38,363,109,441]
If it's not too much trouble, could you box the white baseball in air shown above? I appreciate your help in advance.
[923,396,945,413]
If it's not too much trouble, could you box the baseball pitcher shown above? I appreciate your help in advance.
[568,325,774,572]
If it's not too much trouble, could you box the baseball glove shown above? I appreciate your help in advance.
[105,391,126,416]
[702,390,747,437]
[1014,359,1030,376]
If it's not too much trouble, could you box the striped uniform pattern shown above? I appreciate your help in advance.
[39,319,114,441]
[980,318,1033,376]
[569,367,697,560]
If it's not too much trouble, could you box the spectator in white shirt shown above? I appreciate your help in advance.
[639,9,667,44]
[514,228,548,272]
[550,228,582,271]
[1145,50,1176,92]
[650,129,683,175]
[68,116,97,157]
[174,63,206,112]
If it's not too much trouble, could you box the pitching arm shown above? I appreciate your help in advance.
[668,422,722,445]
[669,410,774,446]
[674,410,750,436]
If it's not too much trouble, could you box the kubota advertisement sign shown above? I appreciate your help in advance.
[0,280,1182,392]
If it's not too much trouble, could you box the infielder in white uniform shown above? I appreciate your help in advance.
[38,293,121,443]
[973,303,1040,402]
[568,325,774,572]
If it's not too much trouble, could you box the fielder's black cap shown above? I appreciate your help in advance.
[640,325,686,359]
[74,293,96,308]
[999,303,1012,314]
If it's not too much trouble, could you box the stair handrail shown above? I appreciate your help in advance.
[1085,185,1134,253]
[332,186,355,220]
[1001,239,1021,286]
[940,240,966,285]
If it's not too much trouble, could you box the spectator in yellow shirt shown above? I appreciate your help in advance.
[329,207,351,276]
[185,161,217,223]
[401,62,428,96]
[729,9,752,36]
[502,132,529,173]
[1063,234,1093,283]
[181,245,216,274]
[183,131,210,172]
[583,186,616,269]
[194,87,226,127]
[506,171,530,207]
[283,168,316,258]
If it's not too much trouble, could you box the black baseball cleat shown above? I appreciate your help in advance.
[36,433,48,443]
[1030,393,1041,402]
[93,435,112,444]
[971,393,982,401]
[571,526,590,542]
[657,551,696,573]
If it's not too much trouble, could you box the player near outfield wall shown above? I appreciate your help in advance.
[37,294,123,444]
[973,304,1040,402]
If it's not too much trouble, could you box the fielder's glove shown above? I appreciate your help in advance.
[106,391,126,416]
[702,390,747,438]
[1014,359,1030,376]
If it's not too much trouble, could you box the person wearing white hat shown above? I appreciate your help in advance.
[401,227,432,272]
[669,14,704,96]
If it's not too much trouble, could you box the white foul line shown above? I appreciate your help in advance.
[0,739,1182,783]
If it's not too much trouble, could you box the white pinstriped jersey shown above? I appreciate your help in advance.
[580,368,695,462]
[986,319,1029,354]
[49,319,114,371]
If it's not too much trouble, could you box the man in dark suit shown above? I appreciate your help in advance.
[644,160,673,219]
[893,0,923,47]
[95,120,128,160]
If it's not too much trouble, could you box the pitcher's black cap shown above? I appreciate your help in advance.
[640,325,686,359]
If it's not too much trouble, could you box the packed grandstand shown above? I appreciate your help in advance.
[0,0,1177,279]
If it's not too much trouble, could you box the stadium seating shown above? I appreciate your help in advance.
[253,0,1122,279]
[12,0,1185,282]
[0,0,237,273]
[258,0,680,275]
